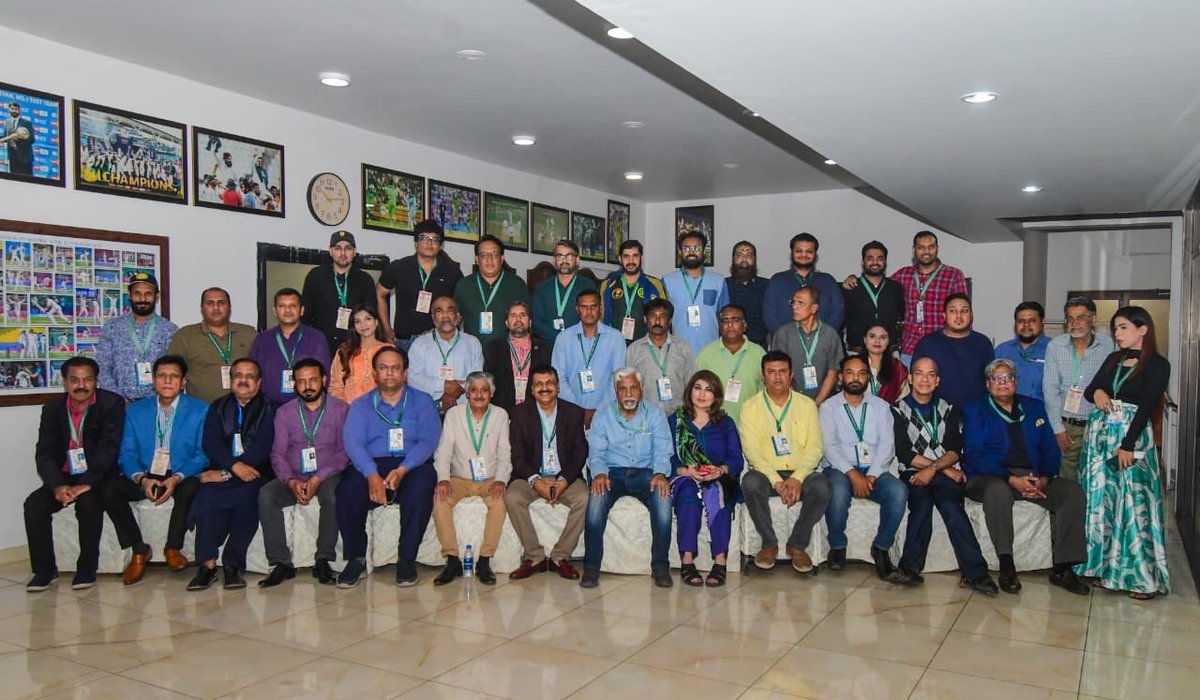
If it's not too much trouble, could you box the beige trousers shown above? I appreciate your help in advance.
[503,479,588,563]
[433,476,507,557]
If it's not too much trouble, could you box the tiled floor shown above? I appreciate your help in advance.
[0,536,1195,699]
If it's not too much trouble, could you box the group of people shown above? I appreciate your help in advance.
[24,224,1171,601]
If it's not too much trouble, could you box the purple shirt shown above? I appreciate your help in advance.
[250,324,332,406]
[270,394,350,483]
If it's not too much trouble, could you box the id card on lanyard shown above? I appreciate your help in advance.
[67,406,89,475]
[476,271,504,335]
[796,323,821,390]
[129,315,159,387]
[914,265,942,325]
[578,332,600,394]
[648,342,673,402]
[509,338,532,403]
[763,393,793,457]
[206,329,235,389]
[682,270,705,327]
[151,404,175,476]
[275,327,304,396]
[373,390,409,454]
[620,277,640,340]
[539,409,560,476]
[231,402,246,457]
[332,271,353,328]
[724,346,748,403]
[416,263,434,313]
[434,332,462,383]
[467,407,492,481]
[843,402,871,472]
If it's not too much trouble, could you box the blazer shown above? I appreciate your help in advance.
[120,393,210,479]
[508,398,588,485]
[483,336,551,411]
[35,388,126,489]
[962,395,1061,479]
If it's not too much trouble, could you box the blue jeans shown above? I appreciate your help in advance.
[898,470,988,579]
[824,469,908,550]
[584,467,672,572]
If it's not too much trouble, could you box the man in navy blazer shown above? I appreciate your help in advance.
[962,358,1087,596]
[106,354,209,584]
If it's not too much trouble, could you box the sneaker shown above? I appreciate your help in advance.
[26,572,58,592]
[71,571,97,590]
[785,545,813,574]
[337,559,367,589]
[754,545,778,570]
[395,559,418,587]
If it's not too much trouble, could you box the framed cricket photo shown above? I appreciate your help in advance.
[427,179,481,243]
[73,101,187,204]
[571,211,605,263]
[674,204,715,267]
[192,127,284,216]
[484,193,529,252]
[606,199,630,264]
[362,163,424,234]
[530,203,568,257]
[0,82,64,187]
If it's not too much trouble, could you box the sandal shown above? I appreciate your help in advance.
[1129,591,1157,601]
[705,563,727,588]
[680,562,704,587]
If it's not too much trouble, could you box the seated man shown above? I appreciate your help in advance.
[108,355,208,585]
[820,355,907,578]
[335,346,440,588]
[891,357,998,595]
[260,358,350,587]
[962,358,1089,595]
[505,365,589,580]
[431,371,511,586]
[739,350,829,573]
[24,356,127,591]
[190,358,276,591]
[581,367,673,589]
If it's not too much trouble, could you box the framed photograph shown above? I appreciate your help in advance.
[192,127,284,216]
[485,192,529,252]
[427,179,481,243]
[674,204,715,267]
[73,101,186,204]
[362,163,424,234]
[571,212,605,263]
[531,203,569,256]
[606,199,630,264]
[0,82,64,187]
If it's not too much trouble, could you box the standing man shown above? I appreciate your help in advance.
[1,101,35,176]
[994,301,1051,403]
[724,241,770,347]
[599,240,664,344]
[771,287,843,405]
[551,290,626,428]
[166,287,255,403]
[1042,296,1114,481]
[335,346,441,587]
[407,296,484,412]
[531,240,597,343]
[97,272,177,401]
[453,235,530,345]
[662,232,729,355]
[892,231,968,363]
[376,220,463,350]
[302,230,376,357]
[483,300,550,411]
[250,288,331,406]
[260,358,349,587]
[695,304,766,421]
[24,357,126,591]
[842,241,904,353]
[763,233,844,335]
[505,365,589,580]
[625,298,694,414]
[913,294,994,407]
[581,368,674,588]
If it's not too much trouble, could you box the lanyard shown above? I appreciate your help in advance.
[538,408,557,448]
[859,276,884,308]
[332,270,349,306]
[467,407,492,456]
[725,345,749,377]
[843,402,868,441]
[917,264,943,301]
[235,402,244,431]
[794,269,813,287]
[508,338,532,376]
[156,404,176,448]
[577,332,600,369]
[274,327,305,368]
[762,392,793,432]
[869,366,882,395]
[433,331,462,365]
[987,396,1024,424]
[298,397,326,447]
[554,274,578,318]
[372,389,409,427]
[68,406,89,449]
[796,323,821,365]
[417,263,432,291]
[1113,361,1137,394]
[1070,335,1095,385]
[127,315,160,358]
[647,341,671,375]
[205,329,234,365]
[912,402,940,441]
[681,270,705,303]
[621,276,639,316]
[612,403,649,433]
[475,271,504,311]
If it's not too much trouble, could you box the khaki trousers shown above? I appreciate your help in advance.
[1059,421,1086,481]
[504,479,588,563]
[433,476,507,557]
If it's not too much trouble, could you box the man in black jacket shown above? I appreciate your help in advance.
[302,230,377,356]
[483,300,550,411]
[24,356,128,591]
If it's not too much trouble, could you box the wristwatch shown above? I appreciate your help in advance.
[220,470,233,482]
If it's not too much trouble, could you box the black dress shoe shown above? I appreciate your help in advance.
[476,557,496,585]
[580,567,600,589]
[966,574,1000,597]
[998,569,1022,594]
[827,548,846,571]
[312,558,337,585]
[652,568,674,588]
[886,568,922,587]
[1048,569,1090,596]
[259,563,297,588]
[186,565,219,591]
[223,566,247,590]
[433,556,463,586]
[871,546,896,580]
[395,559,418,587]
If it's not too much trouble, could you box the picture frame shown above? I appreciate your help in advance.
[427,179,481,243]
[484,192,529,252]
[606,199,630,264]
[0,82,65,188]
[530,202,569,257]
[674,204,715,267]
[192,127,284,216]
[73,100,187,204]
[571,211,606,263]
[362,163,424,234]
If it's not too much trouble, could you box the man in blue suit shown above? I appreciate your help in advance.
[962,358,1088,597]
[106,354,209,584]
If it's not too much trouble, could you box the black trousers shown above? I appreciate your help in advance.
[24,478,105,575]
[102,476,201,551]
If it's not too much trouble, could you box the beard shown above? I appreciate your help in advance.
[844,381,867,395]
[299,388,322,401]
[557,263,574,275]
[622,262,640,275]
[1017,332,1039,344]
[862,263,884,276]
[620,398,640,410]
[682,256,703,270]
[131,301,154,316]
[731,261,757,278]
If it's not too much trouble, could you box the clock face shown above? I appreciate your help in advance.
[307,172,350,226]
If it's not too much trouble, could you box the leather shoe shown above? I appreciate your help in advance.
[123,547,152,585]
[164,547,188,572]
[1048,569,1090,596]
[652,568,674,588]
[223,566,246,590]
[966,574,1000,597]
[998,570,1022,594]
[186,565,219,591]
[871,546,896,580]
[579,567,600,588]
[509,559,545,580]
[786,545,813,573]
[827,548,846,572]
[395,558,419,587]
[551,559,580,580]
[433,556,463,586]
[886,568,922,587]
[259,563,296,588]
[476,557,497,585]
[754,545,778,570]
[313,559,336,585]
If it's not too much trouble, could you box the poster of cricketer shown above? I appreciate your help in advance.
[74,100,187,204]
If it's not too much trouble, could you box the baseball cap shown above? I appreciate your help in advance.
[330,230,357,247]
[127,272,158,291]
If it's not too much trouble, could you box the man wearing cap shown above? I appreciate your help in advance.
[303,230,377,357]
[376,219,463,351]
[97,272,178,401]
[166,287,256,403]
[250,287,331,406]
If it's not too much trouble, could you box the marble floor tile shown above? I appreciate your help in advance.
[331,620,507,680]
[218,657,424,699]
[43,673,197,699]
[517,606,675,660]
[121,635,318,699]
[44,614,227,672]
[161,586,320,634]
[398,681,502,699]
[834,587,967,630]
[579,577,729,622]
[434,639,616,699]
[0,646,109,699]
[0,598,146,650]
[683,592,825,643]
[984,578,1093,616]
[420,592,578,638]
[1086,615,1200,666]
[930,631,1083,693]
[798,613,948,666]
[910,668,1078,699]
[237,600,404,655]
[570,661,747,699]
[1087,589,1200,631]
[334,578,476,620]
[627,624,794,686]
[1079,650,1200,698]
[752,646,925,699]
[952,599,1089,649]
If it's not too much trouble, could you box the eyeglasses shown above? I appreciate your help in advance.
[680,245,705,253]
[788,300,808,307]
[553,253,577,260]
[987,374,1016,384]
[415,234,441,243]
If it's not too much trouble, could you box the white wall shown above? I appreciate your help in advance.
[1044,228,1173,317]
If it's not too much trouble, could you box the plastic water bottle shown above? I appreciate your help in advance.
[463,544,475,578]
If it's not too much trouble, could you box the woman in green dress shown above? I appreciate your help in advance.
[1079,306,1170,599]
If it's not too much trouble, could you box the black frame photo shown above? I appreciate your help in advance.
[572,211,606,263]
[484,192,529,252]
[531,203,569,257]
[427,179,482,243]
[674,204,715,267]
[0,82,65,188]
[606,199,630,264]
[73,100,187,205]
[362,163,424,234]
[192,127,284,217]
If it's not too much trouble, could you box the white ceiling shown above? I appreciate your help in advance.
[579,0,1200,241]
[0,0,843,203]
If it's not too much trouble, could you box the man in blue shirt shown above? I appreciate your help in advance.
[763,233,844,336]
[994,301,1051,403]
[662,232,729,355]
[913,294,994,407]
[407,295,483,412]
[97,272,177,401]
[335,345,440,587]
[581,367,673,589]
[550,289,625,429]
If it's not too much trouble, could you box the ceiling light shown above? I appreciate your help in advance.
[456,49,486,61]
[722,163,739,169]
[743,109,761,118]
[621,120,645,129]
[824,159,837,165]
[961,91,998,104]
[1022,184,1043,193]
[607,27,634,39]
[318,72,351,88]
[624,171,643,181]
[512,135,536,146]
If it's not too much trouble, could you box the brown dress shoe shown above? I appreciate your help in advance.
[164,548,188,572]
[786,545,813,573]
[123,548,152,585]
[551,559,581,580]
[754,545,779,570]
[508,559,545,580]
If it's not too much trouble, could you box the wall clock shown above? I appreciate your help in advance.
[306,172,350,226]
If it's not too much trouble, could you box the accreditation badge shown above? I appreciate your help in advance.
[771,433,791,457]
[68,448,88,475]
[802,365,819,390]
[541,449,561,476]
[579,369,595,394]
[656,377,673,402]
[281,369,295,395]
[301,447,318,474]
[220,365,232,390]
[725,379,742,403]
[915,303,925,325]
[437,365,455,381]
[514,377,528,401]
[150,448,171,476]
[335,306,352,330]
[416,290,432,313]
[479,311,494,334]
[687,304,702,328]
[621,315,636,340]
[136,361,153,387]
[232,433,244,458]
[468,457,488,482]
[855,441,872,470]
[553,318,565,331]
[388,427,405,452]
[1064,385,1084,414]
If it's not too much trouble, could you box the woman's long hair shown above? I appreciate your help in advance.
[337,303,387,383]
[1104,305,1158,380]
[861,323,897,387]
[681,369,727,423]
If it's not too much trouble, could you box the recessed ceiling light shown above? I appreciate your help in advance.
[624,171,644,181]
[722,163,739,169]
[621,120,645,129]
[607,27,634,39]
[824,159,837,165]
[1022,184,1043,193]
[318,72,351,88]
[743,109,761,118]
[961,91,998,104]
[512,135,536,146]
[456,49,486,61]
